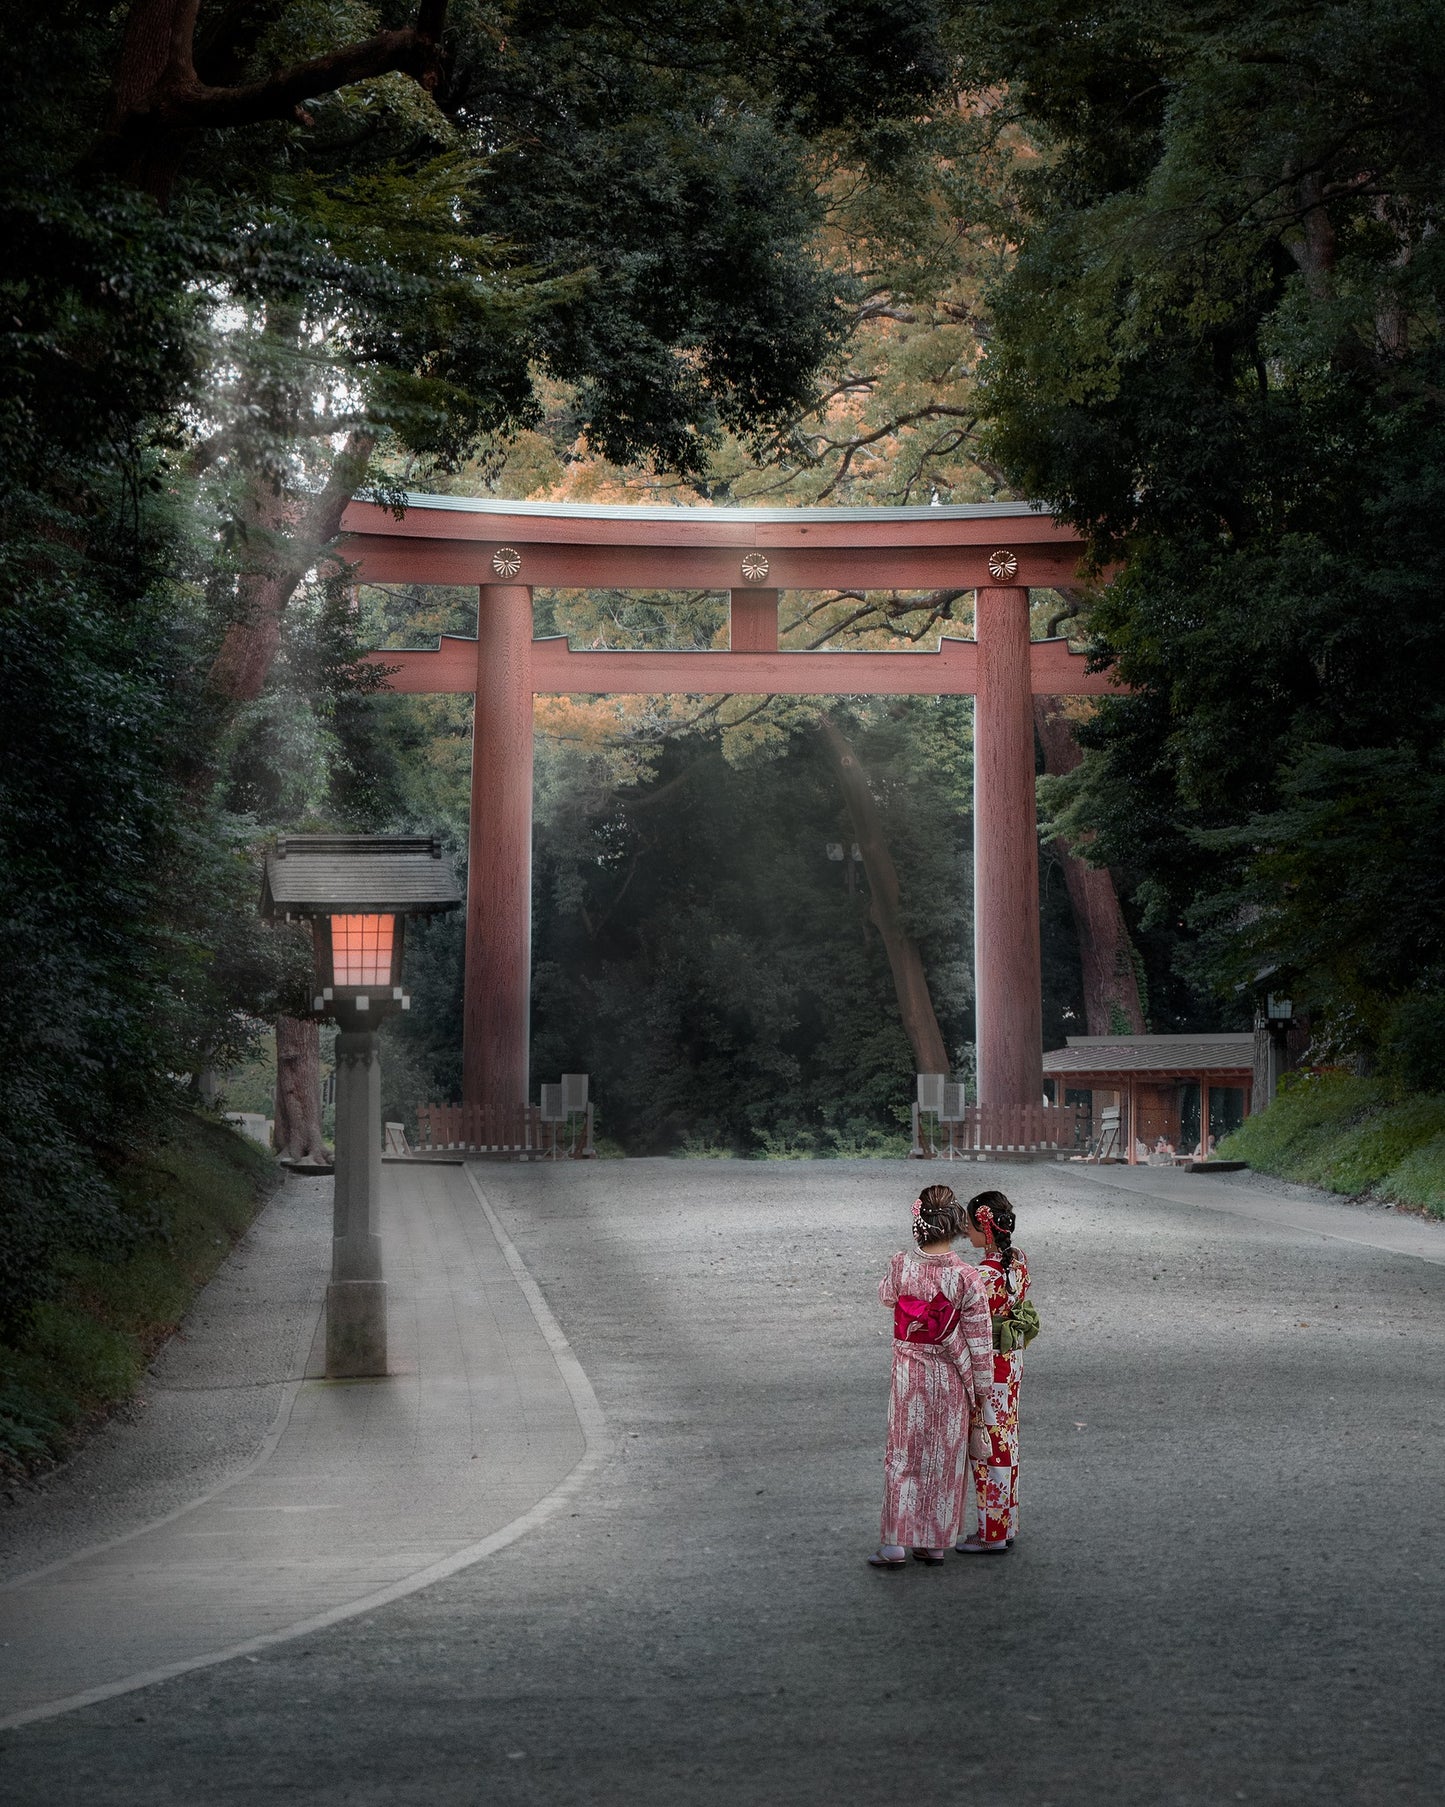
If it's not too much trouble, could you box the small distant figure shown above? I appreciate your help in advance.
[1151,1134,1176,1165]
[1191,1132,1218,1160]
[870,1185,995,1569]
[959,1190,1037,1553]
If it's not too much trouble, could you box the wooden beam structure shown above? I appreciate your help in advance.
[341,495,1119,1118]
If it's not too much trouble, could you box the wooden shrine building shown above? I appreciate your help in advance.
[341,493,1118,1128]
[1043,1033,1255,1163]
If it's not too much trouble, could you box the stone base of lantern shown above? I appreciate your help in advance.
[325,1280,388,1378]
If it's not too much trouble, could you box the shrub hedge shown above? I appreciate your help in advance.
[1222,1073,1445,1218]
[0,1113,277,1477]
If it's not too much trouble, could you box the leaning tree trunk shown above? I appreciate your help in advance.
[199,392,374,1154]
[273,1015,329,1162]
[819,716,951,1075]
[1033,696,1146,1035]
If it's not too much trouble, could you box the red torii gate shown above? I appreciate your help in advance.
[340,495,1117,1119]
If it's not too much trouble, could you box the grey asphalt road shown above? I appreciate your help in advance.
[3,1158,1443,1806]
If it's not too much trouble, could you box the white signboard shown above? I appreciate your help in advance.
[916,1073,945,1114]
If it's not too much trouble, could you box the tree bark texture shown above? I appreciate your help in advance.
[1033,696,1146,1036]
[273,1013,328,1162]
[819,716,951,1077]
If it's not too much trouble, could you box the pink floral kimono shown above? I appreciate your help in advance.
[877,1249,994,1551]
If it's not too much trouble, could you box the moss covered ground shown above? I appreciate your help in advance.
[1221,1073,1445,1218]
[0,1114,278,1477]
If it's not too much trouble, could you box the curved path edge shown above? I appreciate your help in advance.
[1074,1161,1445,1265]
[0,1296,322,1599]
[0,1166,610,1733]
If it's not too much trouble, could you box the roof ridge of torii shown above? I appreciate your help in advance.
[340,492,1121,1120]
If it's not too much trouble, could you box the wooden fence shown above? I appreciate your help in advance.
[414,1099,1074,1160]
[414,1102,593,1158]
[915,1101,1082,1158]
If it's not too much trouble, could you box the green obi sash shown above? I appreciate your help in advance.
[991,1298,1041,1353]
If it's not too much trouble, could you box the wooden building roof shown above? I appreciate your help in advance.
[1043,1033,1254,1086]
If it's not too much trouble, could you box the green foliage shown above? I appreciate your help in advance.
[1377,1135,1445,1220]
[0,176,222,1326]
[1317,1094,1445,1195]
[821,1121,913,1159]
[967,0,1445,1060]
[1380,992,1445,1097]
[1189,740,1445,1047]
[0,1115,276,1475]
[675,1139,739,1159]
[752,1126,821,1160]
[1223,1072,1445,1215]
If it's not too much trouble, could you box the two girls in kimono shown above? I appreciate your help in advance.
[870,1184,1030,1566]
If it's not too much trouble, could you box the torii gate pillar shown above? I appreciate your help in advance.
[974,587,1043,1108]
[463,584,534,1109]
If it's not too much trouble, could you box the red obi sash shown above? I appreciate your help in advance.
[893,1292,961,1344]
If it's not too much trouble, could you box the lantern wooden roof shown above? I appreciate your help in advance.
[1042,1033,1254,1087]
[261,835,462,920]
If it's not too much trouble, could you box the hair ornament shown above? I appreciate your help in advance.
[911,1199,922,1219]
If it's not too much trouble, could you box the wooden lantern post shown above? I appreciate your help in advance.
[262,836,461,1376]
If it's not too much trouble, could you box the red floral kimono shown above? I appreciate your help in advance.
[877,1250,994,1550]
[971,1248,1030,1546]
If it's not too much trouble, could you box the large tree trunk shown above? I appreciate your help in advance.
[273,1014,329,1162]
[819,716,951,1075]
[1033,696,1146,1035]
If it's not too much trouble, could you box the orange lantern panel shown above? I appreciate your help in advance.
[329,914,396,988]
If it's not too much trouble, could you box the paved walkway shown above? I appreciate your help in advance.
[2,1157,1442,1805]
[0,1163,605,1729]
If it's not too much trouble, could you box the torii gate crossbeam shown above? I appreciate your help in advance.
[341,495,1118,1118]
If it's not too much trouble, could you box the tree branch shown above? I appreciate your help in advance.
[207,428,376,703]
[151,24,447,132]
[99,0,452,183]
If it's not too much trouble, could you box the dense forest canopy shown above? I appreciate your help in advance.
[3,0,1443,1320]
[0,0,957,1324]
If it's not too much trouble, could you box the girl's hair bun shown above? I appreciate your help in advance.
[912,1183,967,1247]
[965,1189,1017,1271]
